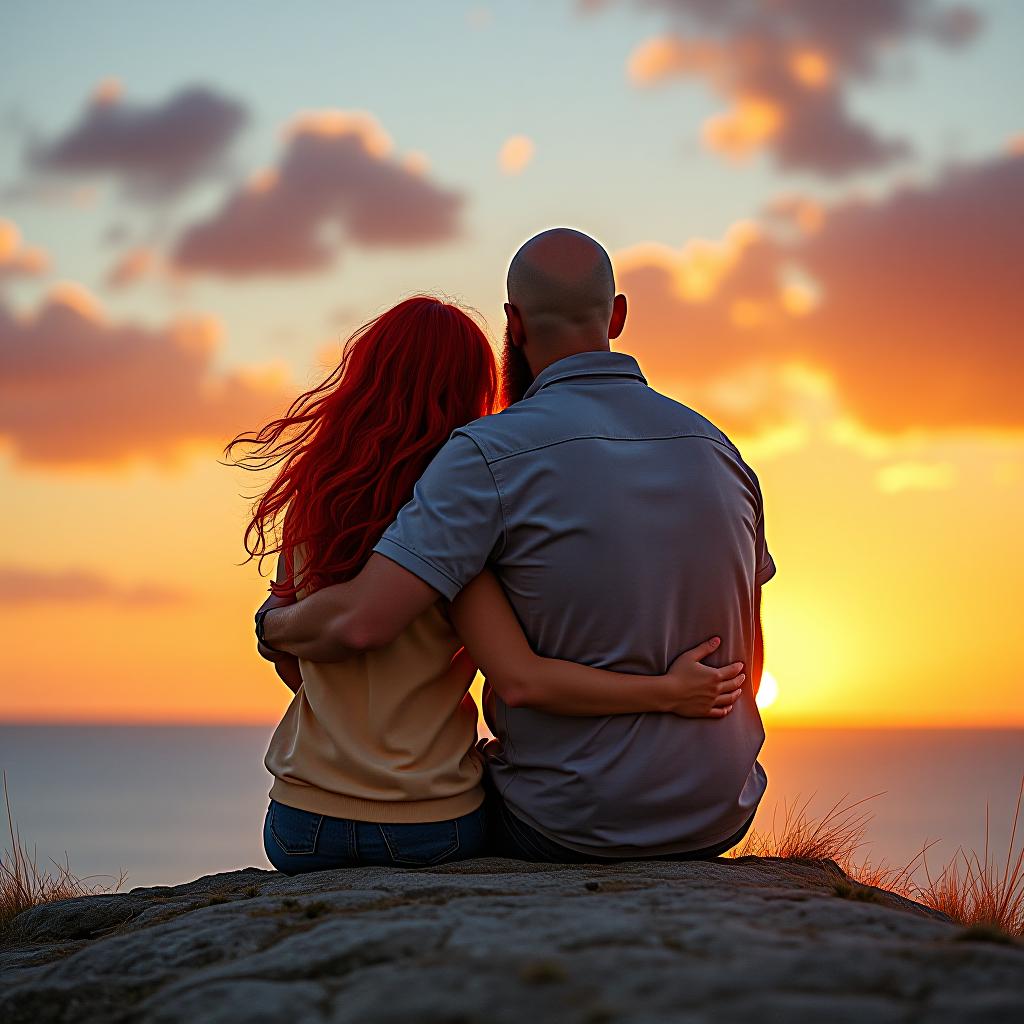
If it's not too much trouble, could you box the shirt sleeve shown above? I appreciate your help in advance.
[755,509,777,586]
[372,432,505,602]
[745,460,776,587]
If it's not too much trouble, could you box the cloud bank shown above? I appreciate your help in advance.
[596,0,980,176]
[617,150,1024,436]
[0,285,291,467]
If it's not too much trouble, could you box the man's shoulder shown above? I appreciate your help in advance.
[640,386,737,450]
[452,401,549,464]
[454,384,739,465]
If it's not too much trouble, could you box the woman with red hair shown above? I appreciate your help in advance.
[228,296,743,873]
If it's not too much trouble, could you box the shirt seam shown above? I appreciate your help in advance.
[477,432,739,467]
[461,434,509,556]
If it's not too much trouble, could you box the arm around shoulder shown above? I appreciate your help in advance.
[261,554,441,661]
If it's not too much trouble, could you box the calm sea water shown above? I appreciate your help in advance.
[1,726,1021,890]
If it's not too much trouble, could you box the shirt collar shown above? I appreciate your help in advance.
[523,350,648,401]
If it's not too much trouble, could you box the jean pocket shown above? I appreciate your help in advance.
[269,801,324,856]
[377,820,460,867]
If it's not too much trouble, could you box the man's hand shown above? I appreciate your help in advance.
[255,589,293,655]
[660,636,745,718]
[267,649,303,693]
[255,589,303,692]
[259,642,304,692]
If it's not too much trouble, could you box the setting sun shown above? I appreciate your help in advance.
[756,671,779,710]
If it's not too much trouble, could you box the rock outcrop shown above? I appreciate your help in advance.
[2,856,1022,1023]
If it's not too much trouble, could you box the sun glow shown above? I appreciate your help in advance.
[756,671,779,710]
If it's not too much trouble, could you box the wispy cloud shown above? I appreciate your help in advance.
[876,461,956,493]
[103,246,157,289]
[0,565,191,607]
[26,81,248,200]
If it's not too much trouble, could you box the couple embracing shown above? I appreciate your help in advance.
[230,228,776,872]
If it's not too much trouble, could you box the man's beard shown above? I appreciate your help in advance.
[501,326,534,406]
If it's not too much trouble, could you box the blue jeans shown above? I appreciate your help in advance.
[263,799,487,874]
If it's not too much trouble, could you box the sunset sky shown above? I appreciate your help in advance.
[2,0,1022,728]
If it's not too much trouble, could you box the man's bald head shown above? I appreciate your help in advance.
[507,228,616,333]
[503,229,626,383]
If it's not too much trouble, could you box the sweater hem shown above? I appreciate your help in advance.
[268,778,485,824]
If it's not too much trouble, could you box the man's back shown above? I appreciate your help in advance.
[376,350,775,856]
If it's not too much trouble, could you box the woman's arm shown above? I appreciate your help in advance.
[450,571,744,718]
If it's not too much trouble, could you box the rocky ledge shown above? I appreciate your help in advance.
[1,856,1022,1023]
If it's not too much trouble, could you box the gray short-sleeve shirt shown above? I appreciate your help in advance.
[374,350,774,856]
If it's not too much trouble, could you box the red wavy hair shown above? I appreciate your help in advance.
[226,296,499,599]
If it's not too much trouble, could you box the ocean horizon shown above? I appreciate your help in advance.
[2,725,1021,891]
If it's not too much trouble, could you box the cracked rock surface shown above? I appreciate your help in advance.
[2,856,1022,1023]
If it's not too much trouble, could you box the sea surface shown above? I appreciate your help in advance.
[1,726,1021,891]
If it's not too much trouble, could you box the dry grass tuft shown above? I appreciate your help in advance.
[728,791,882,868]
[730,775,1024,936]
[914,774,1024,936]
[1,772,126,937]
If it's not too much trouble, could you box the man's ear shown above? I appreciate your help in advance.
[504,302,526,346]
[608,293,627,340]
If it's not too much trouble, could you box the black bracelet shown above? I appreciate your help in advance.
[255,606,291,656]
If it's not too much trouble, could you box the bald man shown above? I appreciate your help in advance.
[262,228,775,861]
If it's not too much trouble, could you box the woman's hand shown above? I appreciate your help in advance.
[662,636,744,718]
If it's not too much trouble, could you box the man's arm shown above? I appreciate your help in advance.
[261,553,441,661]
[262,432,505,662]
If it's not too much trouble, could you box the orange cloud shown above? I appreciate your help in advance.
[0,565,190,607]
[703,95,784,160]
[875,461,956,494]
[104,246,156,289]
[173,110,463,277]
[608,0,981,176]
[0,219,49,278]
[628,36,721,85]
[763,195,826,236]
[0,286,291,467]
[616,220,761,302]
[616,150,1024,437]
[27,83,248,200]
[790,153,1023,433]
[499,135,535,175]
